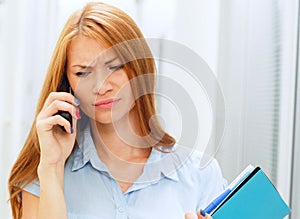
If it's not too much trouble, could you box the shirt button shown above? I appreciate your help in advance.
[118,206,125,213]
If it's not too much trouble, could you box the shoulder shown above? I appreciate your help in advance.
[170,147,227,207]
[171,146,224,178]
[186,150,224,179]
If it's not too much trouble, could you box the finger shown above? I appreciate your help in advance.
[71,109,79,134]
[197,210,212,219]
[42,100,79,120]
[43,92,80,110]
[185,212,198,219]
[36,115,73,134]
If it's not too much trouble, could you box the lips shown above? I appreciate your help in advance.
[93,98,121,109]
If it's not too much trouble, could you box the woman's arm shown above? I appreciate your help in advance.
[21,92,79,219]
[21,191,39,219]
[22,165,67,219]
[21,163,67,219]
[36,162,67,219]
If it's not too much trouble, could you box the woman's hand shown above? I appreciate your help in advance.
[185,211,212,219]
[36,92,80,166]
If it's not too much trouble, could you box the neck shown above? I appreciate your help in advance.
[90,108,151,163]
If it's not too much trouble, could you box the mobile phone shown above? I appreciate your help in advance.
[56,74,73,132]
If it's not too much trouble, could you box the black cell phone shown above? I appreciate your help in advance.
[56,110,72,132]
[56,74,73,132]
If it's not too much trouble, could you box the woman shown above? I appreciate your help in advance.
[8,2,225,219]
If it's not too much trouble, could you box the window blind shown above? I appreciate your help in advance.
[216,0,285,186]
[241,0,282,185]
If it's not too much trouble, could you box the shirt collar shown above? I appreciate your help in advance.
[71,124,109,173]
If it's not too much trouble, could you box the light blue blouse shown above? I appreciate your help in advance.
[24,125,227,219]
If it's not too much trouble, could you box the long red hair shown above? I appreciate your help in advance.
[8,2,175,218]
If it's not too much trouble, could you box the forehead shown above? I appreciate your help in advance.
[67,36,116,66]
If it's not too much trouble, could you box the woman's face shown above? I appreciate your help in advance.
[66,35,135,124]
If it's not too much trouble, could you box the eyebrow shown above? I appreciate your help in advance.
[104,57,118,65]
[71,64,92,69]
[71,57,118,69]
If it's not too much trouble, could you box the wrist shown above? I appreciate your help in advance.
[38,160,65,184]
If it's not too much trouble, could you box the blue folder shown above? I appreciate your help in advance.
[211,167,290,219]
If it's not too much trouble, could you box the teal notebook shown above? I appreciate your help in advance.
[211,167,290,219]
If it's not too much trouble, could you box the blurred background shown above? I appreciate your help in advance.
[1,0,299,218]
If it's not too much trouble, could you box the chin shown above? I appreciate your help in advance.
[94,112,126,125]
[92,114,112,124]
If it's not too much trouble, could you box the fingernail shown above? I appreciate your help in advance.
[74,97,80,105]
[76,110,81,119]
[200,209,206,217]
[70,127,74,134]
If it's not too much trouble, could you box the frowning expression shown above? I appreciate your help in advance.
[66,36,135,124]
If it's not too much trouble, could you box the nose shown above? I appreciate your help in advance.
[93,77,113,95]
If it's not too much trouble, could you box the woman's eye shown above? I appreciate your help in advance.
[75,72,90,77]
[108,64,124,72]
